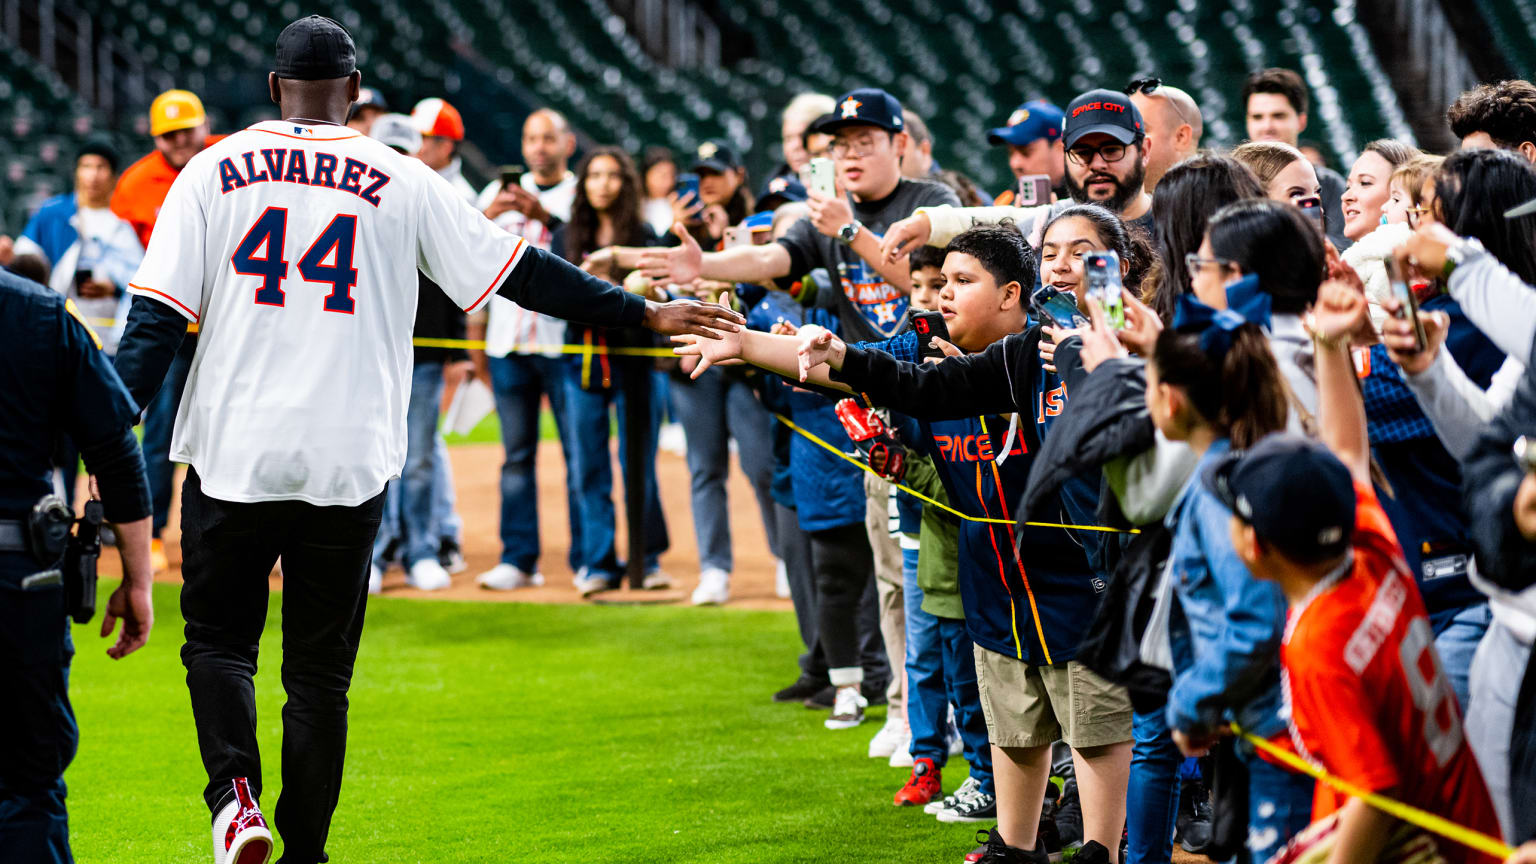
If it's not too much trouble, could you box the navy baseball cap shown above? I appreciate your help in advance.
[813,88,905,135]
[274,15,356,80]
[756,174,807,211]
[692,139,744,174]
[1064,89,1144,149]
[987,100,1065,148]
[1203,434,1355,563]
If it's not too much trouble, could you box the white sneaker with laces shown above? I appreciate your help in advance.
[476,563,543,590]
[774,558,791,598]
[691,567,731,606]
[947,705,963,756]
[368,565,383,595]
[574,571,615,597]
[925,775,980,815]
[406,559,452,591]
[824,684,868,729]
[642,569,674,590]
[889,727,915,767]
[867,714,909,758]
[211,778,272,864]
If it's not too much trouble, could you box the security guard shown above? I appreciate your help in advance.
[0,266,154,861]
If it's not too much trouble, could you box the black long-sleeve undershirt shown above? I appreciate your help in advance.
[78,424,151,524]
[828,328,1040,422]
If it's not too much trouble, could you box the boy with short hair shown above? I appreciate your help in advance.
[1213,282,1501,864]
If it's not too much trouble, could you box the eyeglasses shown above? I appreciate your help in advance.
[828,134,888,159]
[1406,205,1431,229]
[1066,142,1132,166]
[1184,253,1237,279]
[1124,76,1198,133]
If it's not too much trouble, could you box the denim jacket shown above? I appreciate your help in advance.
[1164,438,1288,738]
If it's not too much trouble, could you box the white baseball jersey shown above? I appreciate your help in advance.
[128,120,529,506]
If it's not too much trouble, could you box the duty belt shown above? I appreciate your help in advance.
[0,519,28,552]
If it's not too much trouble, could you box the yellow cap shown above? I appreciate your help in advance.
[150,89,207,137]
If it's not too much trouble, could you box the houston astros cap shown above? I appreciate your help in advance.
[756,174,807,212]
[692,139,744,174]
[1064,89,1144,149]
[274,15,356,81]
[370,113,421,154]
[348,86,389,122]
[1203,434,1356,563]
[411,98,464,141]
[149,89,206,137]
[812,88,905,135]
[987,100,1065,148]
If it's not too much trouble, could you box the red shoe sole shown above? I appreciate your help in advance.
[233,837,272,864]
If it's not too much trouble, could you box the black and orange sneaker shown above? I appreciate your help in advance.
[894,758,942,806]
[211,778,272,864]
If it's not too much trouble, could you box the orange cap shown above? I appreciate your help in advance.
[150,89,207,137]
[410,97,464,141]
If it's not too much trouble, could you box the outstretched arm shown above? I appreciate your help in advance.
[626,223,794,286]
[1310,280,1372,485]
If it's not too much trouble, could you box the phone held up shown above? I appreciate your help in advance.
[675,172,701,207]
[1084,250,1126,329]
[1016,174,1052,207]
[1295,194,1324,225]
[808,157,836,198]
[499,164,525,191]
[911,310,951,360]
[1029,285,1089,330]
[1384,257,1428,352]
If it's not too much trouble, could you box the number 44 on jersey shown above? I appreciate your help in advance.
[232,207,358,314]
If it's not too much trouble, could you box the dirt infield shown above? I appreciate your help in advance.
[107,442,790,609]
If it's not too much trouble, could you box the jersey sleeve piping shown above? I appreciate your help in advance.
[463,236,527,314]
[128,283,200,322]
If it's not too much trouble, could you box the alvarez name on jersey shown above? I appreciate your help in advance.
[128,121,557,506]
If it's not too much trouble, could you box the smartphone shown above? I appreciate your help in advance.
[1385,257,1427,352]
[1029,285,1089,330]
[675,172,700,205]
[499,164,525,191]
[1295,194,1324,224]
[911,310,951,359]
[1016,174,1052,207]
[808,157,836,197]
[1084,251,1126,330]
[722,225,751,249]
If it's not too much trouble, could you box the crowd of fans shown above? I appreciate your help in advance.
[4,60,1536,864]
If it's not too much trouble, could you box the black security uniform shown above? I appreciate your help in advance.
[0,268,150,862]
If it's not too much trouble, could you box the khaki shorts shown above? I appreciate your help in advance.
[973,645,1133,749]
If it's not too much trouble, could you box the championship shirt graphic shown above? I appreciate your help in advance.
[839,238,907,338]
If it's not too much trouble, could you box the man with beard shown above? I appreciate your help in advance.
[877,88,1152,260]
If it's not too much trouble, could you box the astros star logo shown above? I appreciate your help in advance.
[840,97,862,119]
[769,176,788,193]
[697,141,719,160]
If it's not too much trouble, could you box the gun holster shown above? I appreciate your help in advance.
[62,500,102,624]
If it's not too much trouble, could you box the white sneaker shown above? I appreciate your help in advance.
[574,571,616,597]
[947,705,963,756]
[889,731,915,767]
[368,565,383,595]
[641,569,674,590]
[868,714,909,758]
[476,563,544,590]
[211,778,272,864]
[824,684,868,730]
[774,558,791,598]
[925,775,981,815]
[406,559,452,591]
[691,567,731,606]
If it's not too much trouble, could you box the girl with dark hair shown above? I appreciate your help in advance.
[1142,154,1265,323]
[640,145,679,236]
[686,139,754,248]
[550,147,671,595]
[1146,278,1313,864]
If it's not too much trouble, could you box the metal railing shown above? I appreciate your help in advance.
[0,0,171,124]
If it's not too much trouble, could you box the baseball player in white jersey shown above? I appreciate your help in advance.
[110,16,741,864]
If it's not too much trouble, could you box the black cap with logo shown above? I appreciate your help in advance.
[274,15,357,81]
[1063,88,1144,149]
[812,88,905,135]
[1203,434,1356,563]
[692,139,744,174]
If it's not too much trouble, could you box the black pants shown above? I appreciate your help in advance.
[808,522,881,675]
[179,469,384,864]
[779,507,888,685]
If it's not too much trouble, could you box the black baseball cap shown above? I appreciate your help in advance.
[274,15,357,81]
[812,88,905,135]
[1203,435,1355,563]
[77,136,120,173]
[757,174,808,211]
[1064,88,1144,149]
[692,139,743,174]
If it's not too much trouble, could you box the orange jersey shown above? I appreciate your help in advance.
[1281,481,1502,864]
[111,135,227,247]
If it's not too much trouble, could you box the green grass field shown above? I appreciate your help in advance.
[66,582,989,863]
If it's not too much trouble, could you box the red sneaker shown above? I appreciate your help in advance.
[211,778,273,864]
[893,757,943,806]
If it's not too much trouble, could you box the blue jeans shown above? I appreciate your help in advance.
[669,368,778,573]
[488,354,581,573]
[141,334,195,538]
[432,432,460,545]
[372,362,448,568]
[1127,708,1181,864]
[563,360,668,578]
[0,560,78,863]
[902,547,992,792]
[1242,745,1314,864]
[1433,601,1490,713]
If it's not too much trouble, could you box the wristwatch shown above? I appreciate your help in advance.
[1443,236,1486,279]
[837,220,862,245]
